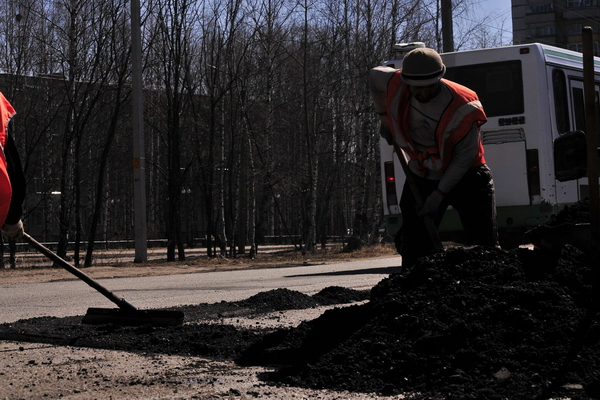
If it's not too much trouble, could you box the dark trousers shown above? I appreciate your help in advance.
[397,164,498,267]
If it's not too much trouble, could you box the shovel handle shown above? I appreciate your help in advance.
[394,146,444,251]
[22,233,138,313]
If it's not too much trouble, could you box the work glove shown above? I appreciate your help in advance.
[2,220,24,240]
[418,189,444,217]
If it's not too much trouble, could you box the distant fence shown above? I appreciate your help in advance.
[7,235,350,253]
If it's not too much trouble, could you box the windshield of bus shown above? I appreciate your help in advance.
[444,60,524,118]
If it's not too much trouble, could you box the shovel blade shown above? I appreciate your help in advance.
[82,308,185,326]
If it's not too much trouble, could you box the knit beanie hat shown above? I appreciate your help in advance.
[401,48,446,86]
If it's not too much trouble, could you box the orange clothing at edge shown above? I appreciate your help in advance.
[384,71,487,176]
[0,92,15,226]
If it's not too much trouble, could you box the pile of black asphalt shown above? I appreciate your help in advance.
[2,199,598,399]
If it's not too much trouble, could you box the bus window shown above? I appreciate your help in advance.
[570,86,600,146]
[444,60,524,117]
[572,87,585,132]
[552,69,570,134]
[596,91,600,149]
[570,82,600,178]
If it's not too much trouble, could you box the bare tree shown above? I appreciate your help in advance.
[83,1,132,267]
[145,0,203,261]
[248,0,298,249]
[0,0,503,265]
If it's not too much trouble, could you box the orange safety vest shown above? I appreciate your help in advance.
[0,92,15,226]
[385,71,487,176]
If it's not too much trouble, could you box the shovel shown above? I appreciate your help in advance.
[23,232,184,326]
[393,144,445,251]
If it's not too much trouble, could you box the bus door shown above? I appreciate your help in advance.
[560,78,600,202]
[482,129,530,207]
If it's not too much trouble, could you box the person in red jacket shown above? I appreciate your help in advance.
[0,92,26,240]
[370,47,498,267]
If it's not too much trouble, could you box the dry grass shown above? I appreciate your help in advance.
[2,242,398,284]
[133,242,398,269]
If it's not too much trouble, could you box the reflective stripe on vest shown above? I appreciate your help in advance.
[385,71,487,175]
[0,92,15,226]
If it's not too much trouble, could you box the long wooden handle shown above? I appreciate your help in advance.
[23,233,138,312]
[393,145,444,251]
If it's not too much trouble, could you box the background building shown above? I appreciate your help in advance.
[513,0,600,54]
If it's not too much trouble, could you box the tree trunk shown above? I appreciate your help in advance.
[216,100,227,256]
[84,85,126,268]
[301,0,317,255]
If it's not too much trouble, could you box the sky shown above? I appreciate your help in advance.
[475,0,514,44]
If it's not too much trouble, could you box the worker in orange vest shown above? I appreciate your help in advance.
[370,47,498,267]
[0,91,26,240]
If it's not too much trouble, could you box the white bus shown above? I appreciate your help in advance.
[380,43,598,247]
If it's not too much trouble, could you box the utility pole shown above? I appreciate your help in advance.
[131,0,147,262]
[441,0,454,53]
[582,26,599,273]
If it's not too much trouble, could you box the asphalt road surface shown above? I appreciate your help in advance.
[1,257,401,324]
